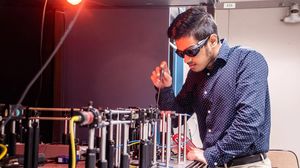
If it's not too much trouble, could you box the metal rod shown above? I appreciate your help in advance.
[148,122,152,138]
[107,140,115,168]
[26,117,70,121]
[73,122,76,140]
[183,114,187,163]
[105,109,135,114]
[153,120,157,165]
[88,128,95,149]
[144,122,148,141]
[123,124,128,155]
[161,112,165,162]
[96,128,101,160]
[121,124,129,168]
[139,140,148,168]
[33,121,40,168]
[24,120,33,168]
[115,125,119,167]
[115,116,120,167]
[140,123,144,140]
[100,127,106,160]
[99,125,107,168]
[1,121,5,136]
[109,123,113,141]
[8,120,17,156]
[166,113,171,167]
[2,117,133,124]
[64,117,68,133]
[63,116,69,144]
[107,117,114,168]
[118,122,122,166]
[28,107,81,112]
[86,128,96,168]
[109,120,132,125]
[178,114,182,164]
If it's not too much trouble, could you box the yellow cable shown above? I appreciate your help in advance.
[69,116,81,168]
[0,144,8,160]
[128,142,140,146]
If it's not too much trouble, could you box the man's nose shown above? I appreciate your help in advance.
[184,55,192,63]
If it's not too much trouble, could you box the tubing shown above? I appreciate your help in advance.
[69,116,81,168]
[0,144,7,160]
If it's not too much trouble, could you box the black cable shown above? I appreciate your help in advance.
[2,0,85,128]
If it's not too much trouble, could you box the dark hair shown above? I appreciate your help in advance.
[167,7,218,41]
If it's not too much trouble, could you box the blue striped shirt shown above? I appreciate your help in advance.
[158,39,271,167]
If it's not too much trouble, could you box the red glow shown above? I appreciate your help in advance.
[67,0,82,5]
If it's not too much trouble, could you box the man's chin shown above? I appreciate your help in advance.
[190,67,201,72]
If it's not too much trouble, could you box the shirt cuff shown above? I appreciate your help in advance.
[204,146,223,167]
[160,86,173,92]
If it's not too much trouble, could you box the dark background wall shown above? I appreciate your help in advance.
[0,3,56,142]
[0,2,169,143]
[55,7,169,143]
[61,7,169,108]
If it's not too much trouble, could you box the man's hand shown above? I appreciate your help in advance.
[150,61,172,89]
[187,148,208,164]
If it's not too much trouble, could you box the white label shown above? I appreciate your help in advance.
[224,3,236,9]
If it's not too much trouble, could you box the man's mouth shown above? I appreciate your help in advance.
[188,63,195,69]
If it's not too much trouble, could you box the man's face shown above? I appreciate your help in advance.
[175,36,214,72]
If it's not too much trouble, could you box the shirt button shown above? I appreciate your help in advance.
[207,72,210,76]
[214,162,218,166]
[204,91,207,95]
[208,129,212,133]
[208,110,211,114]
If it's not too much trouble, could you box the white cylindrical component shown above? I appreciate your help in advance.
[28,107,81,112]
[166,113,172,167]
[144,122,148,140]
[123,124,129,154]
[148,122,152,138]
[118,122,122,165]
[183,114,187,163]
[64,118,68,134]
[115,113,120,167]
[12,120,16,133]
[73,122,76,138]
[178,114,182,163]
[1,121,5,135]
[106,109,134,114]
[153,120,158,164]
[109,121,113,140]
[88,128,95,149]
[98,127,101,138]
[115,124,119,166]
[161,112,166,162]
[110,120,132,125]
[100,126,107,161]
[28,120,32,128]
[140,123,144,140]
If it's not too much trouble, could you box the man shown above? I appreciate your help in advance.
[150,7,271,168]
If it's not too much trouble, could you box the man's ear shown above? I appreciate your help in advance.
[209,34,218,47]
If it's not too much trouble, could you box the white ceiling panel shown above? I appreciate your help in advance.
[216,0,300,9]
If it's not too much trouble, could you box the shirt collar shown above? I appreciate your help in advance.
[216,39,230,62]
[204,39,229,74]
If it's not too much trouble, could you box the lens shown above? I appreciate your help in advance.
[175,35,209,58]
[186,46,201,57]
[175,50,185,58]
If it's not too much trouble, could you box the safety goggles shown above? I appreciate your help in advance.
[175,36,210,58]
